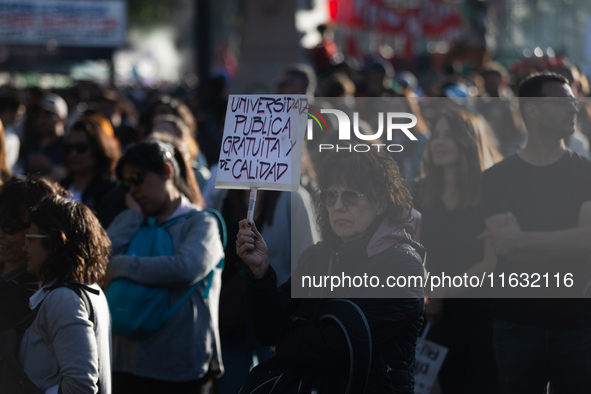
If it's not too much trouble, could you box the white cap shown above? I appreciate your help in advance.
[39,93,68,120]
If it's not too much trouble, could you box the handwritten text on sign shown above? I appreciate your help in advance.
[414,338,448,394]
[215,95,308,191]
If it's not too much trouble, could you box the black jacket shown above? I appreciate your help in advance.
[243,236,425,393]
[0,267,40,332]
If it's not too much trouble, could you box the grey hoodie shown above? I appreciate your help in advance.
[107,202,224,381]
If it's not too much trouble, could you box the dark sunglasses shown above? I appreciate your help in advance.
[320,189,374,207]
[64,143,90,155]
[0,217,31,235]
[119,172,146,193]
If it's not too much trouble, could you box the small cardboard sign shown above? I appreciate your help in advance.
[414,326,448,394]
[215,94,308,191]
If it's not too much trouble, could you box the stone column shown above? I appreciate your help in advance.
[230,0,303,94]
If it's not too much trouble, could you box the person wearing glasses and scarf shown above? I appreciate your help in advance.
[106,141,224,394]
[0,177,67,332]
[236,149,425,394]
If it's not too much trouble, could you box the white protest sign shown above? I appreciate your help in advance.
[414,323,448,394]
[215,95,308,191]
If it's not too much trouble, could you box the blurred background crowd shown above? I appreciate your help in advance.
[2,0,591,393]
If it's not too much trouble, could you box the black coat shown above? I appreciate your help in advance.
[0,267,40,332]
[243,236,425,393]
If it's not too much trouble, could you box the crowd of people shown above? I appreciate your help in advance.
[0,45,591,394]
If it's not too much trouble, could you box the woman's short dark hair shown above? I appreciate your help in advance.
[313,148,413,247]
[67,114,121,179]
[30,196,110,286]
[116,141,204,207]
[0,177,67,222]
[518,72,569,98]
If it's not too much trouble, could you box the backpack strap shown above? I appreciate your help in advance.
[200,208,227,299]
[164,209,227,319]
[204,208,227,250]
[161,210,200,229]
[47,283,102,394]
[60,283,99,325]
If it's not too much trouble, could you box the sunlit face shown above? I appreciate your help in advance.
[24,224,49,278]
[64,131,94,174]
[325,185,385,243]
[121,164,168,216]
[538,81,578,139]
[429,117,460,167]
[0,214,29,266]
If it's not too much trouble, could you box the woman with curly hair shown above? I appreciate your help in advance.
[18,196,112,393]
[236,148,425,393]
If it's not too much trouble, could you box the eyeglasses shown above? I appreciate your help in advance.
[64,143,90,155]
[0,218,31,235]
[119,172,146,193]
[319,189,375,207]
[25,234,49,246]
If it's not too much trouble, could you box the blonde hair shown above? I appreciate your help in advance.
[0,120,12,187]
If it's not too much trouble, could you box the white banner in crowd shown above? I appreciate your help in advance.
[0,0,127,47]
[414,323,448,394]
[215,94,308,191]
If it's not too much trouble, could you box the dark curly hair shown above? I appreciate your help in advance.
[29,196,110,286]
[313,148,413,248]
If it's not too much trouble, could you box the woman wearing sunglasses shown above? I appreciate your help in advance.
[107,141,223,393]
[0,177,67,331]
[236,149,425,393]
[18,195,111,393]
[418,108,501,394]
[61,114,121,227]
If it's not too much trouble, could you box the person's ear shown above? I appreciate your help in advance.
[163,162,174,180]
